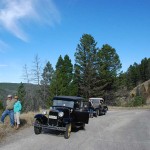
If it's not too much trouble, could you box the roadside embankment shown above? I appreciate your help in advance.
[0,111,35,142]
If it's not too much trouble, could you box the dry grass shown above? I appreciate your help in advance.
[0,111,37,142]
[19,111,36,127]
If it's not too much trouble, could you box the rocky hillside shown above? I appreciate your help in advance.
[130,79,150,104]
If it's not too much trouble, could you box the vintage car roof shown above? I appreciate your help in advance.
[89,98,104,102]
[52,96,84,101]
[89,97,104,100]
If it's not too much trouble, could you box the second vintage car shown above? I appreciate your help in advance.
[89,97,108,117]
[33,96,89,139]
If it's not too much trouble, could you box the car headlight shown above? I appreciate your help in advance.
[58,112,64,117]
[42,110,47,115]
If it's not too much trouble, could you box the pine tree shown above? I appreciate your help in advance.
[97,44,122,104]
[55,55,64,95]
[42,61,54,85]
[50,55,73,96]
[17,82,26,112]
[139,57,150,82]
[70,64,80,96]
[126,63,140,89]
[61,55,73,95]
[40,61,54,107]
[97,44,122,90]
[74,34,98,99]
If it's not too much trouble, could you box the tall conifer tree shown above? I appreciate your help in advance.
[74,34,98,99]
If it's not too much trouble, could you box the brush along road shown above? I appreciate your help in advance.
[1,109,150,150]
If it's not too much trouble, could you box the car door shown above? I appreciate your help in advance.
[73,101,89,124]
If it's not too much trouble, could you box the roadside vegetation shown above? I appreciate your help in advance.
[116,96,147,107]
[125,96,146,107]
[0,111,35,142]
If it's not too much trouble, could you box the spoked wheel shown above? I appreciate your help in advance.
[64,123,71,139]
[34,119,42,134]
[81,123,85,130]
[97,109,100,116]
[103,110,106,115]
[95,111,97,117]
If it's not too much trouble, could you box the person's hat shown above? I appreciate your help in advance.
[14,96,18,99]
[7,95,12,98]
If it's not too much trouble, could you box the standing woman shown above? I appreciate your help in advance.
[14,96,22,129]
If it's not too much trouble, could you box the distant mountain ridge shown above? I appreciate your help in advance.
[0,83,20,100]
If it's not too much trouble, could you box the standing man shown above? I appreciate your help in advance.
[89,99,94,118]
[0,95,16,127]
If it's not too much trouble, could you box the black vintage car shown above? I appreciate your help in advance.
[33,96,89,139]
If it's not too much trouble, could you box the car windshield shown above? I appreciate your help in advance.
[53,100,74,108]
[90,99,100,104]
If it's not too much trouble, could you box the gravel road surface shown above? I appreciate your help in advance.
[0,109,150,150]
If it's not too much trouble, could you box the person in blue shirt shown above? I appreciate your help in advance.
[14,95,22,129]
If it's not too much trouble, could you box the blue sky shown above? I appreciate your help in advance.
[0,0,150,83]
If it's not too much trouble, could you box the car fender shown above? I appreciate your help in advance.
[103,106,108,111]
[34,114,48,124]
[63,118,71,124]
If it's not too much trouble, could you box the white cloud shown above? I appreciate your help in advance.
[0,64,8,67]
[0,0,61,42]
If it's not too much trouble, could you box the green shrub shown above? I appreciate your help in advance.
[125,100,134,107]
[133,96,143,106]
[126,96,146,107]
[0,100,3,110]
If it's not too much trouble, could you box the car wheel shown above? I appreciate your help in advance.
[95,112,97,117]
[97,109,100,116]
[106,107,108,111]
[34,119,42,134]
[64,123,71,139]
[81,123,85,130]
[103,111,106,115]
[98,110,101,116]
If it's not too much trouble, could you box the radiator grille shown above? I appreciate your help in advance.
[48,111,58,126]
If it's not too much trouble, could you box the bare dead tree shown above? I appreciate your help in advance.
[30,54,44,110]
[23,64,30,84]
[31,54,42,85]
[22,55,43,111]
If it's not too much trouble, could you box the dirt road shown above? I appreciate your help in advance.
[1,109,150,150]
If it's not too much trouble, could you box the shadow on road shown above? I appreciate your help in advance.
[41,126,83,137]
